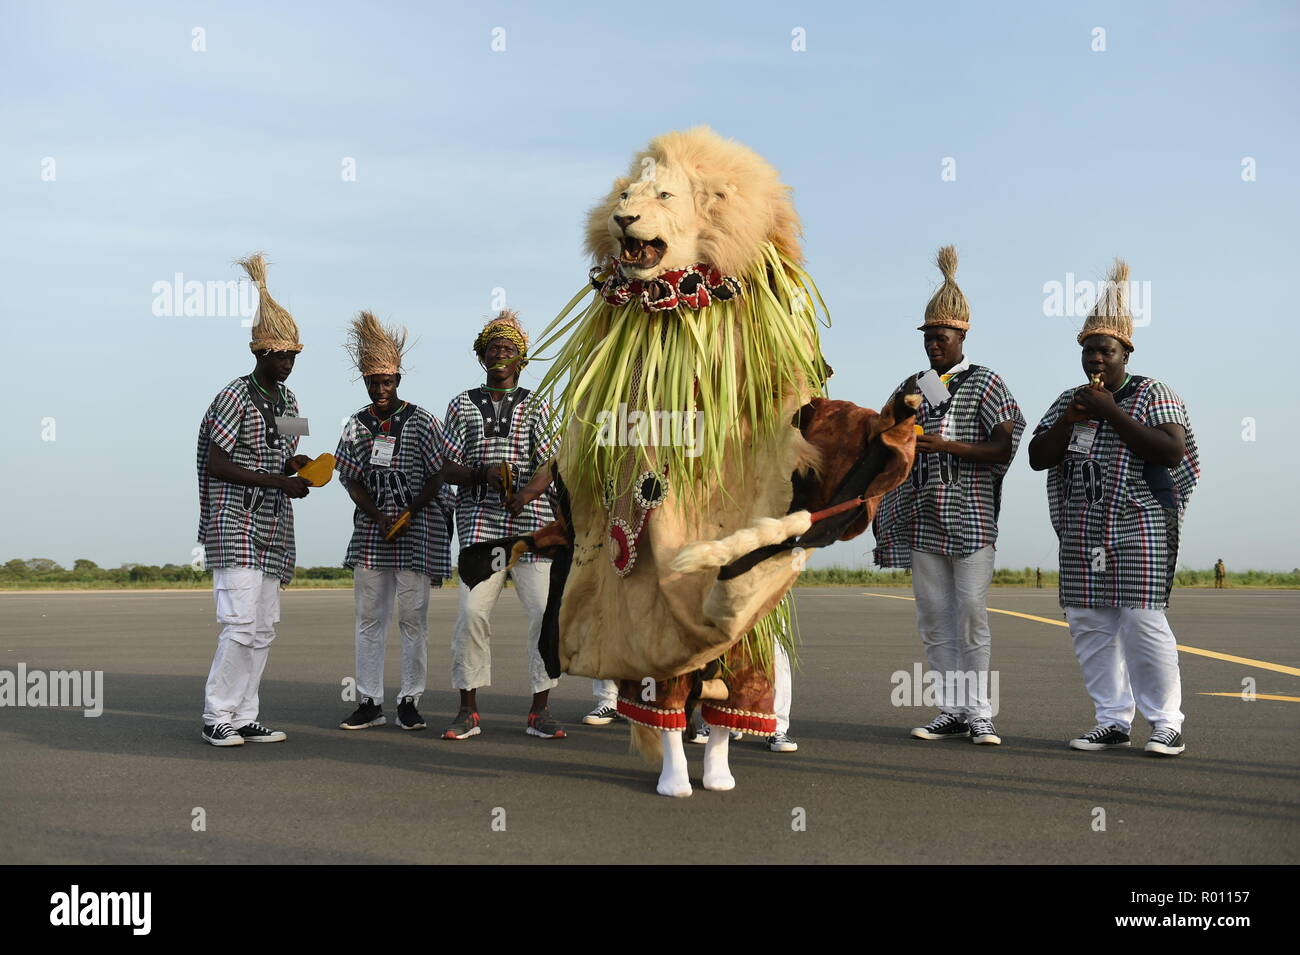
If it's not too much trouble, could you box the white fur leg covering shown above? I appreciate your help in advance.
[702,724,735,792]
[670,511,813,574]
[656,730,692,798]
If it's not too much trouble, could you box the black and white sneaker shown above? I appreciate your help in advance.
[1144,726,1186,757]
[1069,724,1131,751]
[340,697,386,730]
[583,704,621,726]
[968,717,1002,745]
[911,712,969,740]
[236,721,287,743]
[396,696,426,731]
[768,731,798,753]
[202,722,245,747]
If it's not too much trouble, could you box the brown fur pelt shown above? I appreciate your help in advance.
[794,394,919,540]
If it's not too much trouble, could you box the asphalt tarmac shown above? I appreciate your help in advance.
[1,587,1295,864]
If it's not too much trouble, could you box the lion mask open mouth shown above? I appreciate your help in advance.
[618,235,667,271]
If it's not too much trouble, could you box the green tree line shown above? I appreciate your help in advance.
[3,558,1297,590]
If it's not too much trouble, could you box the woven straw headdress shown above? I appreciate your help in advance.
[474,309,529,369]
[917,245,970,331]
[1077,258,1135,351]
[239,252,303,353]
[346,310,408,377]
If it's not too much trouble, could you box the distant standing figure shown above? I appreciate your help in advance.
[1036,567,1043,589]
[1214,559,1226,589]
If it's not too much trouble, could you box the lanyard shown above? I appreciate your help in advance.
[370,402,407,437]
[250,373,285,409]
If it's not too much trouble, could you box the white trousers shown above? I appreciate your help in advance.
[774,642,793,734]
[593,679,617,707]
[354,567,431,704]
[1065,607,1184,733]
[910,546,996,718]
[203,567,280,727]
[451,561,557,694]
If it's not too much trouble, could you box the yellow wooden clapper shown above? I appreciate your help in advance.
[297,453,336,487]
[384,510,411,541]
[500,462,515,505]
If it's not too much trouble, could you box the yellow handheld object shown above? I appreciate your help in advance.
[384,510,411,541]
[914,424,925,436]
[297,453,336,487]
[500,462,515,504]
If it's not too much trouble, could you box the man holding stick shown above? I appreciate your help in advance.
[438,311,564,740]
[336,312,452,732]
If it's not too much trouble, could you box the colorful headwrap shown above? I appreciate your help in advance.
[474,309,529,370]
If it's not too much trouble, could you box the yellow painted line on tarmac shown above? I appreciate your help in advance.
[861,592,1300,677]
[1198,692,1300,703]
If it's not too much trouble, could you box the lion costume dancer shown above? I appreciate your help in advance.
[460,128,919,796]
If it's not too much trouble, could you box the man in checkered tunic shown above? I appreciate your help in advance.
[1030,260,1199,757]
[873,247,1024,746]
[335,312,454,733]
[437,310,564,740]
[196,253,314,747]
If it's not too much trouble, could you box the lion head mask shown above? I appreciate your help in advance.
[585,126,803,281]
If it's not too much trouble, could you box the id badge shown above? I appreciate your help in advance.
[276,415,310,437]
[916,369,951,407]
[1067,421,1099,456]
[370,435,397,467]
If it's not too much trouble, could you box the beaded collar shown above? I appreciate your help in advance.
[590,259,743,312]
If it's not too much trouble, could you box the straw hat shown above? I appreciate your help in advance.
[1077,258,1135,351]
[346,310,408,377]
[238,252,303,353]
[917,245,970,331]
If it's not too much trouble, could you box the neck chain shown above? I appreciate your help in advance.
[483,382,518,394]
[250,372,282,405]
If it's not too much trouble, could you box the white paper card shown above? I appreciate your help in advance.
[276,416,310,437]
[917,370,951,407]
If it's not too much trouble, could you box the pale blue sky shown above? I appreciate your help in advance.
[2,0,1297,571]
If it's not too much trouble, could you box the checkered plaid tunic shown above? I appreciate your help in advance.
[439,387,558,561]
[334,403,454,580]
[196,376,300,583]
[1035,376,1200,610]
[873,364,1024,567]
